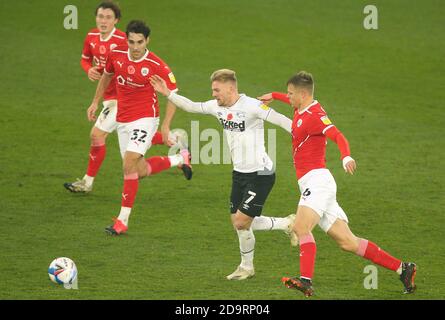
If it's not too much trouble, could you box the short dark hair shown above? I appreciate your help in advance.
[287,71,314,94]
[126,20,151,39]
[95,1,121,20]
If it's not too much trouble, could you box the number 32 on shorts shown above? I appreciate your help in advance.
[131,129,148,143]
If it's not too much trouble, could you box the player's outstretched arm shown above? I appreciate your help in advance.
[325,127,356,175]
[258,92,291,105]
[265,109,292,134]
[150,75,207,114]
[87,72,112,121]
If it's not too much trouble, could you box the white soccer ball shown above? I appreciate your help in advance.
[48,257,78,285]
[169,128,188,149]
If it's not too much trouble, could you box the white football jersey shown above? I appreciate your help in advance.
[198,94,274,173]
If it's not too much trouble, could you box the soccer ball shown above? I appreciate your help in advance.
[48,257,78,285]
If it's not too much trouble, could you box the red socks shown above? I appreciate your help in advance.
[86,143,106,177]
[357,239,401,271]
[121,173,139,208]
[146,156,171,175]
[299,234,317,280]
[151,131,164,145]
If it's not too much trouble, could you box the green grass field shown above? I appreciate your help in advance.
[0,0,444,300]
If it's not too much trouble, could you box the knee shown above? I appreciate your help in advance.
[338,238,359,253]
[233,220,249,231]
[232,215,251,231]
[293,222,312,238]
[123,157,139,175]
[90,128,107,145]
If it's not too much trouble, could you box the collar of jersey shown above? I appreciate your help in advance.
[298,100,318,115]
[100,27,116,42]
[224,94,245,108]
[127,49,150,63]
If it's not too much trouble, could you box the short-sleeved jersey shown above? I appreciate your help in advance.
[292,100,336,179]
[104,46,178,123]
[198,94,274,173]
[81,28,127,100]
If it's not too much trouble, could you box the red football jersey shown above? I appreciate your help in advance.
[81,27,127,100]
[104,46,178,122]
[292,100,336,179]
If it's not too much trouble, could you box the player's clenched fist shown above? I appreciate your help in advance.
[87,103,98,121]
[257,93,274,105]
[88,66,102,82]
[342,156,357,175]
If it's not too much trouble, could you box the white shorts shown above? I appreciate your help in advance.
[298,168,349,233]
[116,117,159,158]
[94,99,118,133]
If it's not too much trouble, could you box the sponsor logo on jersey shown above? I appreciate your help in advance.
[90,42,96,49]
[219,118,246,132]
[110,44,117,50]
[117,75,125,85]
[168,72,176,84]
[227,113,233,120]
[320,116,332,125]
[141,67,149,76]
[297,119,303,127]
[260,104,270,111]
[127,65,135,75]
[117,61,123,68]
[99,45,106,55]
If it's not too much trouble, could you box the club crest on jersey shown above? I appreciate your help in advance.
[297,119,303,127]
[99,45,106,55]
[236,112,246,119]
[260,104,270,111]
[141,67,149,76]
[127,65,136,75]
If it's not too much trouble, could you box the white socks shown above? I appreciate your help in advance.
[396,263,403,275]
[251,216,289,231]
[168,154,183,167]
[237,229,255,270]
[117,207,132,226]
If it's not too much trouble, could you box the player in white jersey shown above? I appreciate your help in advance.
[150,69,298,280]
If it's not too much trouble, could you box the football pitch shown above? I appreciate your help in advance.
[0,0,444,300]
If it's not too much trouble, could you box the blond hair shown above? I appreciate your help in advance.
[210,69,237,84]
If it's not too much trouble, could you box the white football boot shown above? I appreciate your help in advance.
[64,179,93,193]
[226,266,255,280]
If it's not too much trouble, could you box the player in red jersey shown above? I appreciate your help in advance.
[64,1,178,194]
[87,20,192,235]
[258,71,416,296]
